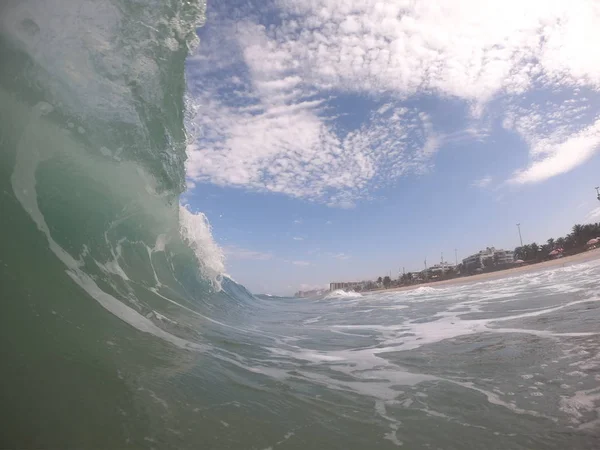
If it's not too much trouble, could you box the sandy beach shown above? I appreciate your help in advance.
[375,248,600,294]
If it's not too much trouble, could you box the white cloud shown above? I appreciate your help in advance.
[472,176,493,189]
[586,207,600,222]
[510,126,600,184]
[292,236,304,241]
[185,0,600,203]
[185,78,438,205]
[223,245,273,261]
[505,98,600,184]
[271,0,600,99]
[293,219,302,224]
[326,252,351,260]
[292,260,310,266]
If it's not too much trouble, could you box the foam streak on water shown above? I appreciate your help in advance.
[237,260,600,448]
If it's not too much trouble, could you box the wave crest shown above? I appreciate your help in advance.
[325,290,363,299]
[179,205,225,288]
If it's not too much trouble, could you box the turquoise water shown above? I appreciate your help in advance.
[2,0,600,448]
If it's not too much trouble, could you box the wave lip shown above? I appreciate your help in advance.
[179,205,225,288]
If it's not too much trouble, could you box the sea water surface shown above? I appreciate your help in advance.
[2,0,600,448]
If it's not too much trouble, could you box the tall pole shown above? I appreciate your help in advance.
[441,252,444,276]
[596,187,600,201]
[516,223,523,247]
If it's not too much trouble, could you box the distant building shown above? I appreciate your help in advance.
[462,247,514,272]
[329,281,367,291]
[494,249,515,265]
[422,262,457,279]
[419,262,456,280]
[295,289,326,298]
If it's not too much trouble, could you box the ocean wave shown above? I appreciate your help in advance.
[408,286,442,295]
[325,289,363,299]
[0,0,226,348]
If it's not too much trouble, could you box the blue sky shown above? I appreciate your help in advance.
[183,0,600,295]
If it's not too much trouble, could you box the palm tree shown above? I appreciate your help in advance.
[383,276,392,288]
[572,224,585,246]
[540,244,551,259]
[519,244,532,261]
[514,246,525,260]
[377,277,383,284]
[547,238,555,249]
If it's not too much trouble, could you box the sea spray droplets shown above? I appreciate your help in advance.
[179,205,225,289]
[325,290,363,299]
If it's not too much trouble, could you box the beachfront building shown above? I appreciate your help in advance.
[462,247,514,272]
[295,289,327,298]
[329,281,365,291]
[421,263,457,280]
[494,249,515,265]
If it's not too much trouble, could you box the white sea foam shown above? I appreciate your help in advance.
[154,234,167,252]
[179,204,225,289]
[410,286,441,295]
[325,289,363,299]
[303,316,322,324]
[559,388,600,427]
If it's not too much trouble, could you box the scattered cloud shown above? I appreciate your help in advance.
[291,260,310,266]
[186,0,600,204]
[505,98,600,184]
[326,252,351,261]
[223,245,273,261]
[186,87,439,206]
[292,236,304,241]
[586,207,600,222]
[271,0,600,97]
[509,120,600,184]
[293,219,302,224]
[472,176,493,189]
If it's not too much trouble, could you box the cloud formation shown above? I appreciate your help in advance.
[291,260,311,266]
[586,207,600,222]
[326,252,351,260]
[505,95,600,184]
[186,0,600,204]
[272,0,600,97]
[472,176,493,189]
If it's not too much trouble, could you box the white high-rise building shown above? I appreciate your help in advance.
[462,247,514,272]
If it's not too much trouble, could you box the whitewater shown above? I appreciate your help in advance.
[1,0,600,448]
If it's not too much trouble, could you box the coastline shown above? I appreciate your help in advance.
[368,248,600,294]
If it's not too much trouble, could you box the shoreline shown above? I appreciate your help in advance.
[366,248,600,294]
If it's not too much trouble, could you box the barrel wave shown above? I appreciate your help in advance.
[0,0,250,445]
[3,1,600,449]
